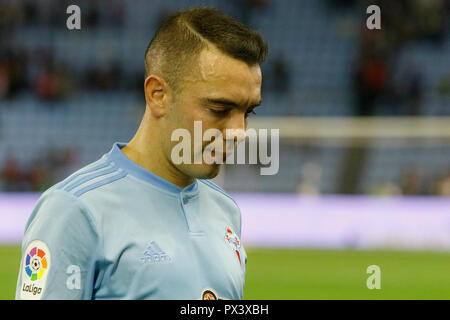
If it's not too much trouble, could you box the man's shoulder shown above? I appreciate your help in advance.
[25,155,121,235]
[30,154,127,221]
[51,154,127,199]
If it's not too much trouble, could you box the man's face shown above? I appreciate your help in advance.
[164,46,262,180]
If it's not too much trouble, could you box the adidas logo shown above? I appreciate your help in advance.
[140,241,172,264]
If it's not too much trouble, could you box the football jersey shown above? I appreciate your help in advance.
[16,142,246,300]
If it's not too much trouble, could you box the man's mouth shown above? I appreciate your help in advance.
[211,150,229,163]
[203,142,234,163]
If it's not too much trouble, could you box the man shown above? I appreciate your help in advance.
[16,7,267,300]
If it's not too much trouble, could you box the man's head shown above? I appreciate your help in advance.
[143,7,268,180]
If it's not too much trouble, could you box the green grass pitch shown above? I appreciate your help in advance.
[1,245,449,299]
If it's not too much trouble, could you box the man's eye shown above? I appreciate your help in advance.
[209,108,230,115]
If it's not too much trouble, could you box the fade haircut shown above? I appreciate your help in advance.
[144,7,268,92]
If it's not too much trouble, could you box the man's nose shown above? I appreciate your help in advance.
[223,115,247,145]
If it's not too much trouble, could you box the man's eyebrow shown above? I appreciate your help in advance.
[206,98,262,108]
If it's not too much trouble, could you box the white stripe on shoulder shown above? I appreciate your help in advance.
[57,157,111,191]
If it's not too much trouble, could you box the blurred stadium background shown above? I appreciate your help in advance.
[1,0,450,299]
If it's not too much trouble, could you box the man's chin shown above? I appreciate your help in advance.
[181,163,222,180]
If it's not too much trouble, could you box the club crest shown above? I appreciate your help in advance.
[224,227,242,265]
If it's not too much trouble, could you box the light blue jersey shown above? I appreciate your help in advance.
[16,143,246,300]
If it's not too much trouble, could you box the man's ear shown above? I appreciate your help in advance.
[144,75,169,118]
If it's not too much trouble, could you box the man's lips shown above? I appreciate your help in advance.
[211,150,229,162]
[193,138,238,163]
[203,144,235,162]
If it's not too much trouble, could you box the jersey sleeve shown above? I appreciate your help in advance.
[15,189,100,300]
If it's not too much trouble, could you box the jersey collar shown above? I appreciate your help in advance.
[106,142,198,195]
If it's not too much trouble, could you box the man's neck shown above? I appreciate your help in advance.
[121,137,194,190]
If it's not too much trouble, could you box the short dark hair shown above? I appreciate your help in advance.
[144,7,268,91]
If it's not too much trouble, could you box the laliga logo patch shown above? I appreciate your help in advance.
[20,240,51,300]
[224,227,241,265]
[25,246,48,281]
